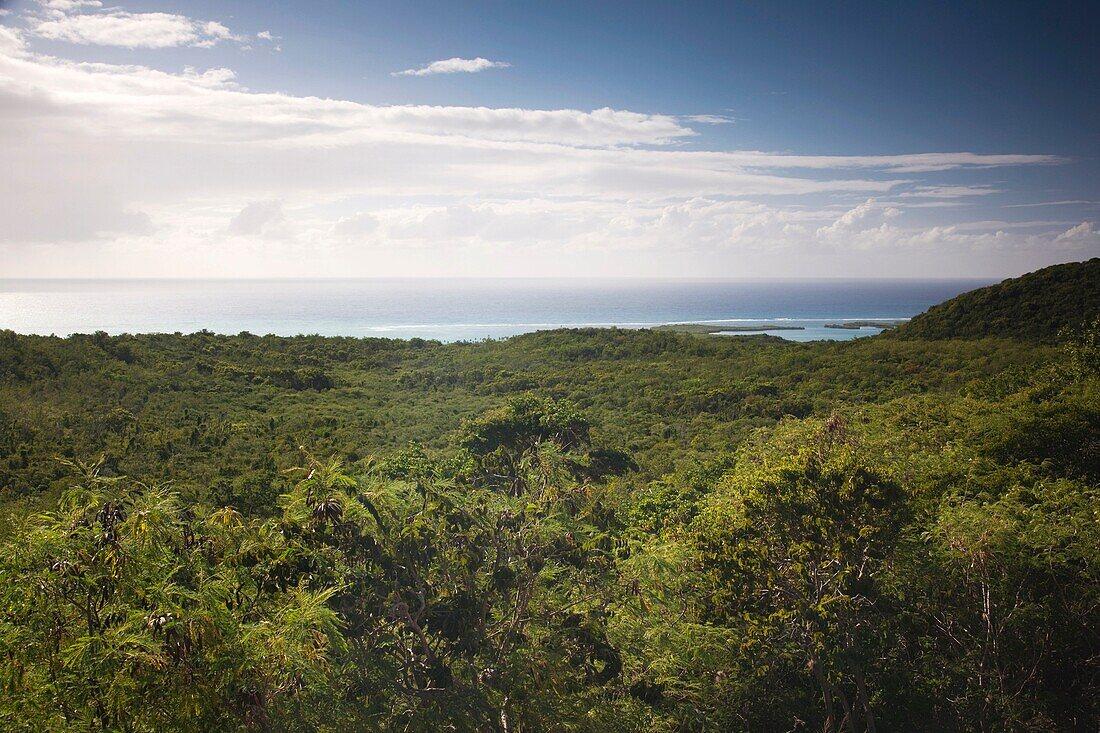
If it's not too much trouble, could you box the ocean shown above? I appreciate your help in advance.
[0,278,994,342]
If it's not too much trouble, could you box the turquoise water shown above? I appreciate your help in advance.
[0,278,992,342]
[710,324,890,341]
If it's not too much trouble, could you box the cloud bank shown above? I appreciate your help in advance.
[0,22,1093,278]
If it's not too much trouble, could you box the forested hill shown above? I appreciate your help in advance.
[896,258,1100,341]
[0,276,1097,730]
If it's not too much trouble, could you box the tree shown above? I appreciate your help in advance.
[690,420,909,732]
[926,476,1100,729]
[458,395,633,494]
[0,459,343,732]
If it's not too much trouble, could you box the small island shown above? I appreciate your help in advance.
[823,320,902,330]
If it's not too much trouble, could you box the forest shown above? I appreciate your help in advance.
[0,259,1097,732]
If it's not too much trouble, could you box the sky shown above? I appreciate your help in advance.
[1,0,1098,278]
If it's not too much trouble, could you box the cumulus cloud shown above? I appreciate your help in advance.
[228,201,284,235]
[393,57,510,77]
[39,1,103,11]
[332,212,379,239]
[1054,221,1097,243]
[282,196,1098,279]
[816,199,901,238]
[35,12,227,48]
[29,1,260,49]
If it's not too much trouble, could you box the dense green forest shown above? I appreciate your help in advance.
[898,258,1100,341]
[0,262,1097,731]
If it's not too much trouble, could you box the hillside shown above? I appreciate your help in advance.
[0,328,1043,502]
[0,301,1096,731]
[897,258,1100,340]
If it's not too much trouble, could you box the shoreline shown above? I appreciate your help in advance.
[0,319,911,345]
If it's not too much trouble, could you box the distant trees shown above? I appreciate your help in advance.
[897,257,1100,341]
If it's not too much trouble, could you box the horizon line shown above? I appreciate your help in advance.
[0,275,1003,282]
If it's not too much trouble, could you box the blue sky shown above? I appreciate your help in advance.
[1,0,1097,277]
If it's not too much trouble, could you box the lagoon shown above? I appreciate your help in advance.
[0,278,992,342]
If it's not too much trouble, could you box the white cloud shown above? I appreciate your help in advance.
[0,27,1088,278]
[29,1,257,49]
[39,1,103,12]
[815,199,901,239]
[228,201,283,235]
[682,114,738,125]
[898,185,1001,198]
[702,151,1063,172]
[948,219,1075,231]
[332,212,379,240]
[35,11,219,48]
[393,57,510,77]
[0,39,694,147]
[1005,200,1100,208]
[1054,221,1097,243]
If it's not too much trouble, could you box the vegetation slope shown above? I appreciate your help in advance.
[0,261,1096,732]
[897,257,1100,341]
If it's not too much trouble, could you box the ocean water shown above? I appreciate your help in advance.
[0,278,993,342]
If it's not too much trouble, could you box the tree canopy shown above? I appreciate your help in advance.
[0,264,1097,730]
